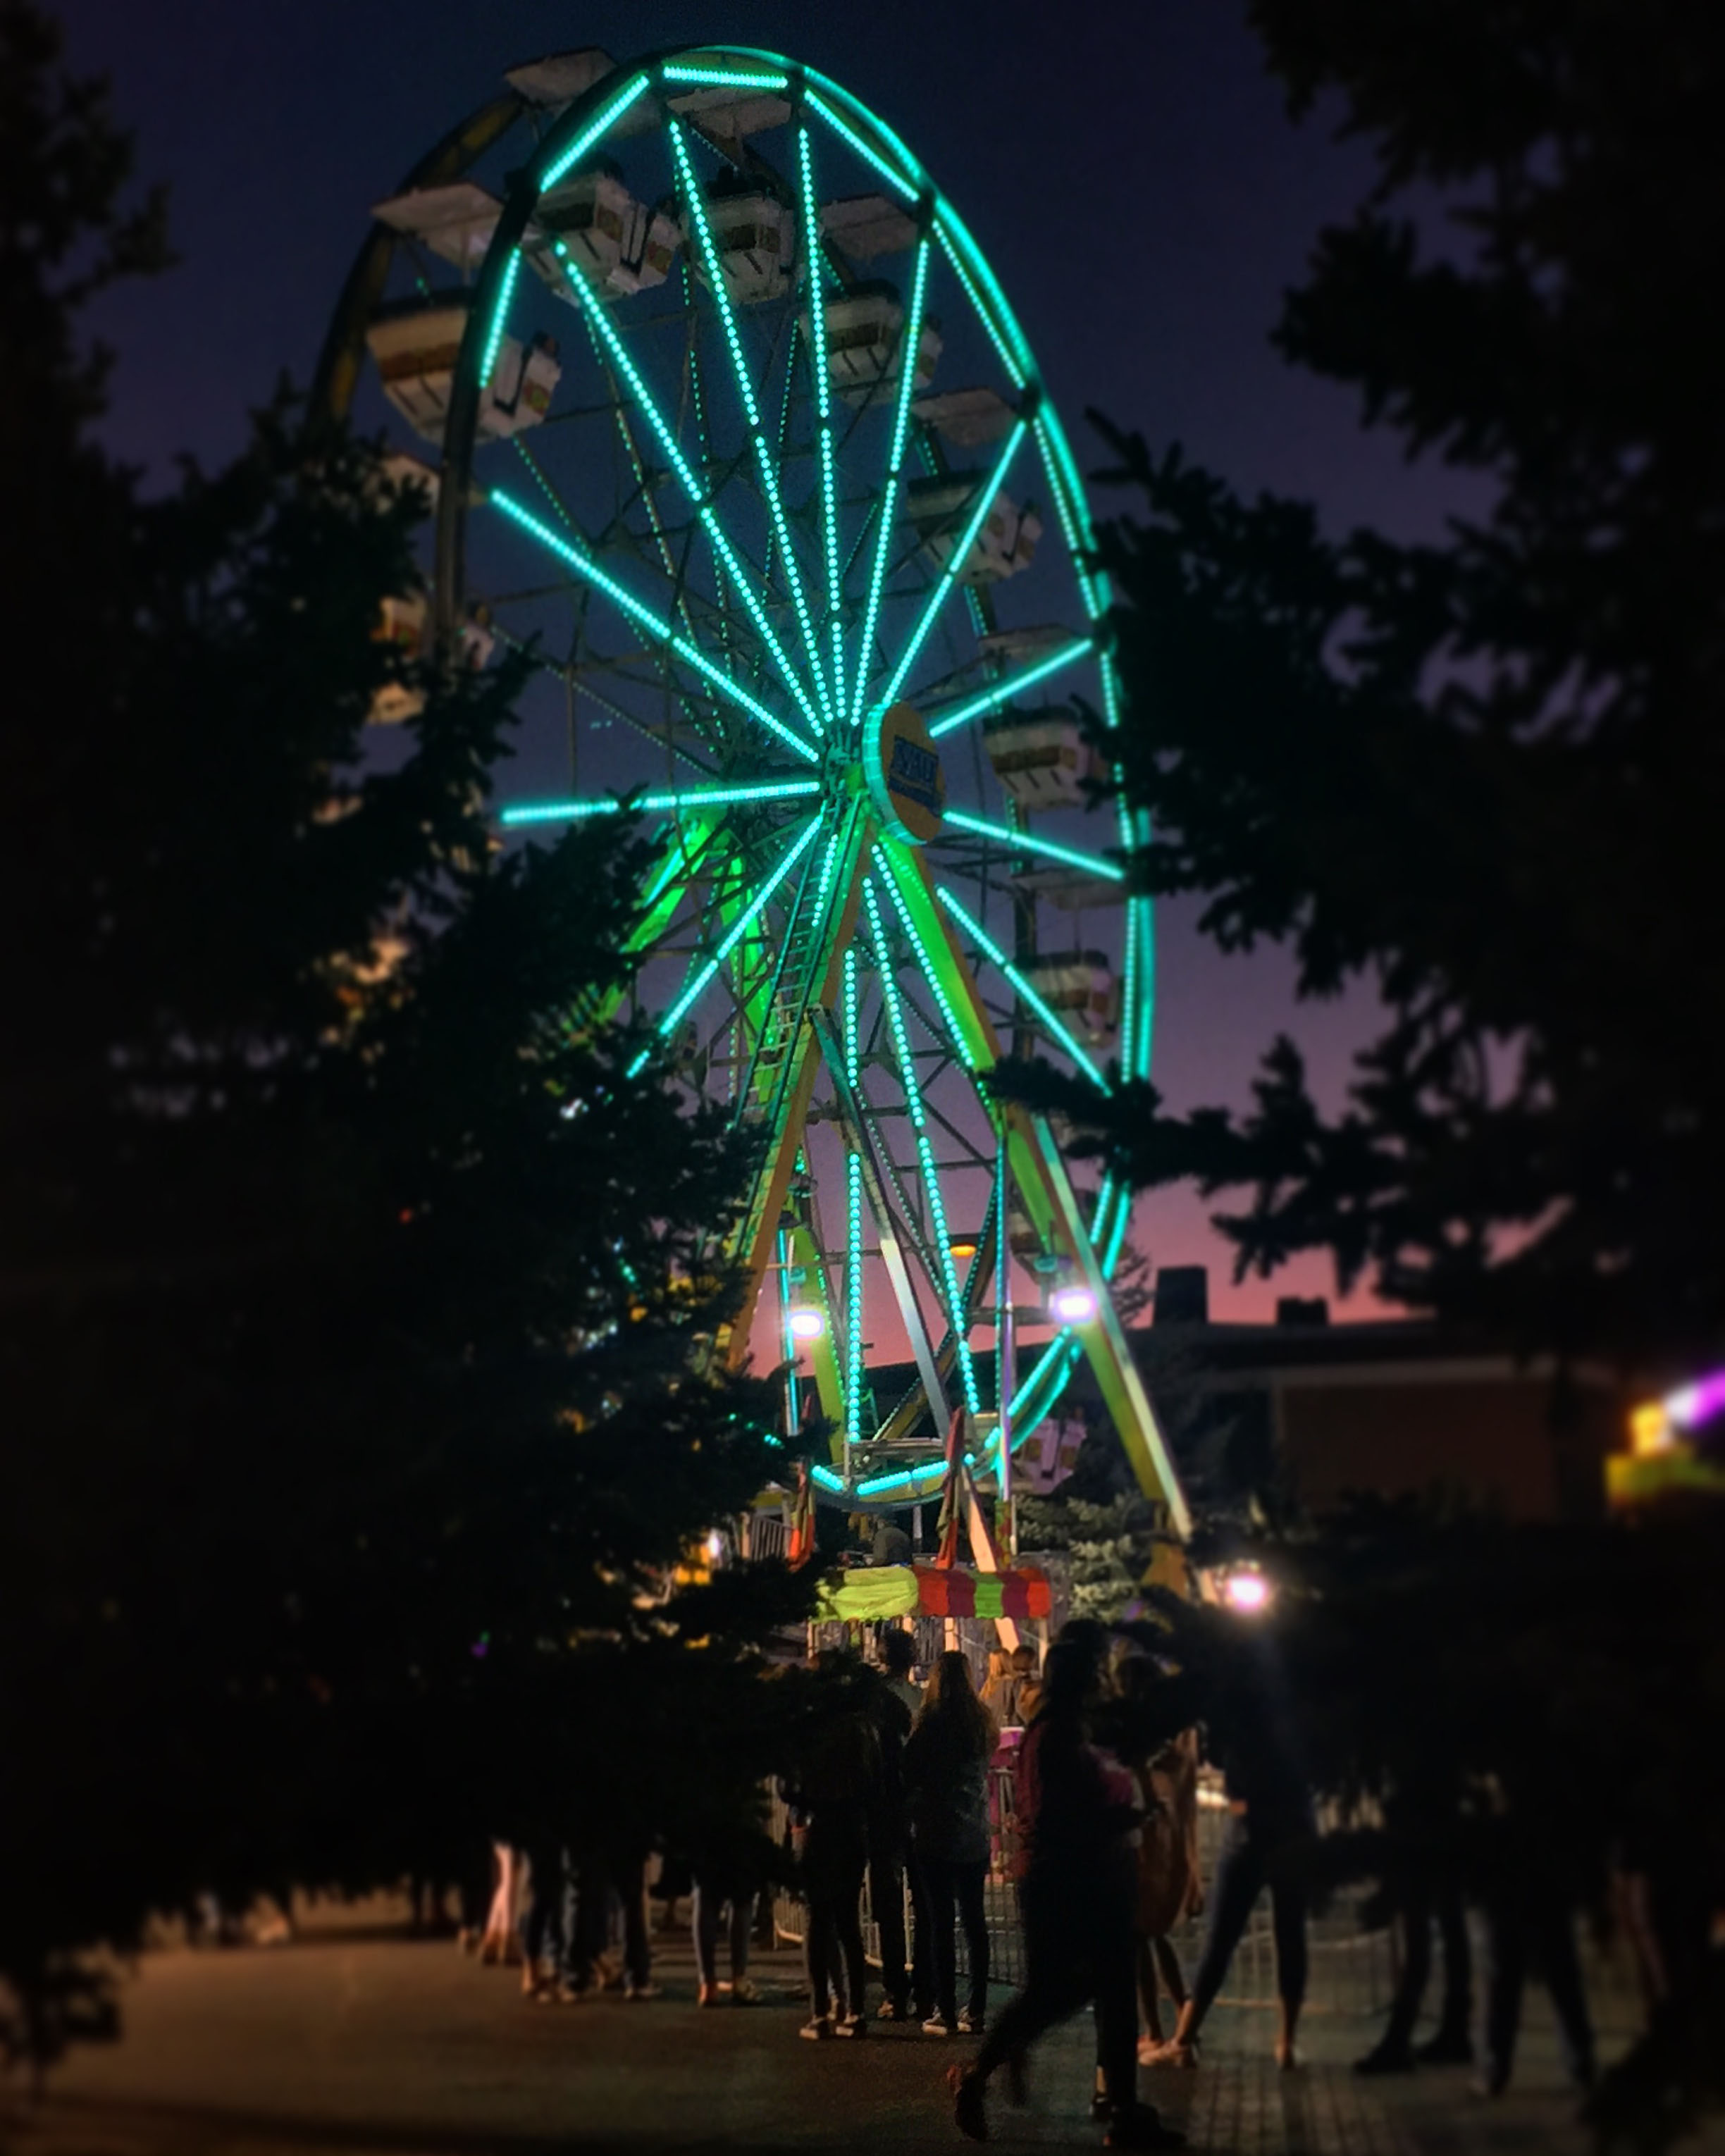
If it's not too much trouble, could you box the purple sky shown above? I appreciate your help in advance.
[62,0,1443,1323]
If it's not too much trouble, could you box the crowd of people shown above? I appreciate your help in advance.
[433,1611,1626,2148]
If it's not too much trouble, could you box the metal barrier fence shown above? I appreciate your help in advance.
[772,1770,1399,2019]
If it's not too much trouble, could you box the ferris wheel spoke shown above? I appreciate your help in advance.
[925,633,1097,740]
[813,1008,952,1430]
[861,880,981,1416]
[546,246,822,738]
[879,416,1030,710]
[851,233,932,731]
[628,813,822,1077]
[934,883,1110,1091]
[797,123,848,726]
[667,120,833,727]
[939,811,1125,884]
[488,488,821,765]
[499,776,820,829]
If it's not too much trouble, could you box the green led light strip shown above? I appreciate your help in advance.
[862,883,978,1414]
[934,884,1109,1092]
[550,239,823,739]
[927,634,1095,740]
[629,816,823,1078]
[805,89,917,203]
[870,868,979,1074]
[502,779,820,827]
[489,489,820,767]
[843,947,864,1453]
[798,125,848,725]
[941,810,1124,881]
[851,235,931,730]
[878,417,1029,710]
[541,74,650,190]
[668,120,832,726]
[477,246,521,386]
[662,63,791,90]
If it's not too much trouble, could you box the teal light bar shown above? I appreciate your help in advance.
[489,489,820,767]
[550,238,823,739]
[851,235,932,729]
[662,63,790,90]
[934,219,1027,392]
[798,125,847,723]
[942,810,1124,882]
[541,74,650,190]
[502,779,820,828]
[805,89,917,203]
[477,246,521,386]
[656,815,822,1042]
[879,419,1028,710]
[870,869,979,1074]
[927,634,1095,740]
[934,885,1109,1092]
[669,120,831,724]
[843,946,864,1454]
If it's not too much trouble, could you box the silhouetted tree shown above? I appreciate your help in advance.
[0,1,812,2074]
[1007,0,1725,1376]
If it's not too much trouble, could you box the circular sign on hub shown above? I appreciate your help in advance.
[865,702,946,845]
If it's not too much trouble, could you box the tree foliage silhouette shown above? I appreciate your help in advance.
[1006,0,1725,1373]
[0,0,813,2071]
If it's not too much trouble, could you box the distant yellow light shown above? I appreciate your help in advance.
[1631,1403,1671,1457]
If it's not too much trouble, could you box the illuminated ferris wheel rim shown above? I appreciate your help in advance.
[316,42,1187,1530]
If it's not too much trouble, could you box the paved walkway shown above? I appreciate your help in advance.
[0,1901,1674,2156]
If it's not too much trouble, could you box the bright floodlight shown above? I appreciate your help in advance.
[789,1306,826,1340]
[1049,1285,1096,1325]
[704,1530,724,1561]
[1223,1568,1272,1614]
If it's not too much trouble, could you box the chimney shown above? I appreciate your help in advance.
[1275,1296,1329,1327]
[1154,1265,1208,1326]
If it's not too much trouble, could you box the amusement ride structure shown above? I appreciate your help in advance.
[314,44,1189,1537]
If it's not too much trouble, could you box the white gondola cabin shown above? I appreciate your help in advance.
[366,297,561,447]
[528,165,681,298]
[904,472,1041,583]
[371,183,502,274]
[818,192,920,260]
[700,176,796,304]
[1020,951,1119,1042]
[808,280,941,406]
[984,705,1099,808]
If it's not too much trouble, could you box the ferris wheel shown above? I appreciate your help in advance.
[314,43,1189,1532]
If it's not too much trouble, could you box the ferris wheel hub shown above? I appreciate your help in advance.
[863,701,946,845]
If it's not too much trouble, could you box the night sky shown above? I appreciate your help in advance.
[62,0,1437,1324]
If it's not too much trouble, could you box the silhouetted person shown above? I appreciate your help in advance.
[1355,1763,1472,2074]
[867,1629,931,2021]
[904,1649,997,2035]
[789,1655,882,2039]
[948,1642,1182,2150]
[1156,1650,1314,2071]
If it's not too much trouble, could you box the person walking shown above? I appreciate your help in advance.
[789,1656,882,2040]
[904,1650,998,2037]
[948,1643,1182,2150]
[1150,1656,1314,2072]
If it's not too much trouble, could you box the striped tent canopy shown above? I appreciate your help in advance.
[813,1563,1051,1623]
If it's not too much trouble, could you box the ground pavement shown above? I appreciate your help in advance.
[0,1899,1670,2156]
